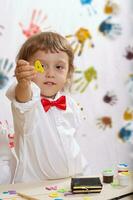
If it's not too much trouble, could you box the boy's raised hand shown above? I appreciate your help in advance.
[15,59,36,102]
[15,59,36,83]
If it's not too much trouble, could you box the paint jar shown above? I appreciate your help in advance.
[117,163,128,173]
[118,172,129,186]
[102,169,114,183]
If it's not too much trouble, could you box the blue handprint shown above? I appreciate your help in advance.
[80,0,96,15]
[99,16,121,39]
[0,58,13,89]
[118,123,133,142]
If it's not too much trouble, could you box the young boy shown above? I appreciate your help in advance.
[6,32,88,183]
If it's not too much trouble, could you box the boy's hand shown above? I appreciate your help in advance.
[15,59,36,83]
[15,59,36,102]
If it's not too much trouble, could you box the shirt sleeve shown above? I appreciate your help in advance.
[6,81,40,113]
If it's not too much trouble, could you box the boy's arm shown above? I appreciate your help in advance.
[15,80,32,103]
[6,80,40,114]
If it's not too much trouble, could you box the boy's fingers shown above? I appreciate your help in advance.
[15,64,35,76]
[15,60,37,81]
[16,65,34,73]
[16,70,36,79]
[18,74,36,82]
[17,59,29,66]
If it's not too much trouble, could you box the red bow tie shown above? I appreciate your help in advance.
[41,95,66,112]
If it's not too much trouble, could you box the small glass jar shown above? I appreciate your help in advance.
[118,172,129,186]
[102,169,114,183]
[117,163,128,173]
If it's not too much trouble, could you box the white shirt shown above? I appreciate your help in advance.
[6,82,87,183]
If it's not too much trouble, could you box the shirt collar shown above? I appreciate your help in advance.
[41,91,65,101]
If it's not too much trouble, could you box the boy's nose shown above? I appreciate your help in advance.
[45,68,55,78]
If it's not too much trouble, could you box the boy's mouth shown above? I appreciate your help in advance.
[43,81,56,85]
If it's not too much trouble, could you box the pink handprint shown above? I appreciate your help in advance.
[19,9,50,38]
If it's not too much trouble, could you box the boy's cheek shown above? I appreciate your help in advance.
[32,73,41,81]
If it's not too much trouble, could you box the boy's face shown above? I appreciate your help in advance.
[29,50,69,98]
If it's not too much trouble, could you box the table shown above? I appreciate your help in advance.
[0,176,133,200]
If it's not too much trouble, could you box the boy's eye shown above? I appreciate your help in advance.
[41,64,47,69]
[56,65,64,70]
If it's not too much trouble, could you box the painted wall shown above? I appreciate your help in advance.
[0,0,133,174]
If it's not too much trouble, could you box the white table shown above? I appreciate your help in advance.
[0,176,133,200]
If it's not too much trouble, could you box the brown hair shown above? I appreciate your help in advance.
[17,32,74,90]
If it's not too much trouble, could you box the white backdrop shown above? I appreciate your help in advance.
[0,0,133,175]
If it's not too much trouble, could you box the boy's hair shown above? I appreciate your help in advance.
[16,32,74,90]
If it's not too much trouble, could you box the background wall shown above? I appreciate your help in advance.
[0,0,133,174]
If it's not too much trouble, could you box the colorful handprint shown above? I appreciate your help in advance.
[66,27,94,56]
[80,0,97,15]
[97,116,112,130]
[118,123,133,142]
[19,9,50,38]
[124,45,133,60]
[0,58,13,89]
[103,91,117,105]
[98,16,122,39]
[74,66,97,93]
[104,0,120,15]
